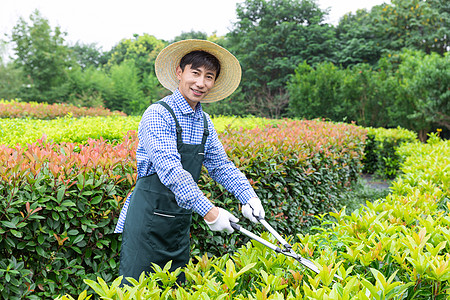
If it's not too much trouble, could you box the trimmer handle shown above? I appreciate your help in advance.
[254,214,263,222]
[230,221,240,231]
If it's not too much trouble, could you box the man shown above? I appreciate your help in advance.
[115,39,265,284]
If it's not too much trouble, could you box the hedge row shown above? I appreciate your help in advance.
[0,114,279,147]
[362,126,417,179]
[0,116,140,147]
[0,100,126,119]
[192,120,366,256]
[56,131,450,299]
[0,119,366,299]
[0,134,137,299]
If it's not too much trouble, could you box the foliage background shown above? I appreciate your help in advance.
[1,0,448,139]
[0,0,449,298]
[0,117,367,298]
[52,131,450,300]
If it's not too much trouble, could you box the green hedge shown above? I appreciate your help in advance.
[0,136,137,299]
[362,126,417,179]
[0,119,366,299]
[56,133,450,299]
[0,99,126,119]
[0,115,279,147]
[192,120,366,257]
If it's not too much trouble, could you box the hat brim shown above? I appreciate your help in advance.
[155,39,241,103]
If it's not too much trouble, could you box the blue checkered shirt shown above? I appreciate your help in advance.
[114,89,257,233]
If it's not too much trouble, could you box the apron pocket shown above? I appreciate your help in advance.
[148,209,191,252]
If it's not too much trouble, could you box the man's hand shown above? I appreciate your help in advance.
[204,207,239,234]
[242,197,265,223]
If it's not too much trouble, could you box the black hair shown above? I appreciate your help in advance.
[179,50,221,80]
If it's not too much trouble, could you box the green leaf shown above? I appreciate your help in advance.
[17,242,27,249]
[16,222,27,228]
[10,230,22,238]
[90,196,102,205]
[108,258,116,269]
[68,229,79,235]
[73,234,85,244]
[85,247,92,258]
[52,211,60,221]
[83,279,106,297]
[1,221,17,229]
[57,187,66,203]
[71,246,82,254]
[77,290,89,300]
[36,246,46,257]
[61,200,76,207]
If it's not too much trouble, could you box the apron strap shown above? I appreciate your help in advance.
[155,101,183,147]
[201,112,209,145]
[154,101,210,146]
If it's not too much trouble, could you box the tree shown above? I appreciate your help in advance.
[105,33,166,76]
[0,40,8,64]
[376,50,429,139]
[339,0,449,61]
[340,64,392,127]
[65,65,114,108]
[335,0,448,69]
[0,62,24,100]
[334,9,383,67]
[104,34,168,108]
[69,42,108,70]
[109,60,147,115]
[374,0,449,55]
[288,61,338,120]
[288,61,354,122]
[409,53,450,132]
[0,41,24,99]
[227,0,336,118]
[172,30,208,43]
[373,49,449,140]
[10,10,71,102]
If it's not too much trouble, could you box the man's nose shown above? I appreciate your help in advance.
[195,76,206,87]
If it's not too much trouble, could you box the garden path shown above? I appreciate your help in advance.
[360,173,391,191]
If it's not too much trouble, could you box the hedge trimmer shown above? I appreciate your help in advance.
[230,217,343,282]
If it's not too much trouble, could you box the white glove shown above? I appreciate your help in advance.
[242,197,265,223]
[205,208,239,234]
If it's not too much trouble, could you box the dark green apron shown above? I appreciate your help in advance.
[119,101,209,284]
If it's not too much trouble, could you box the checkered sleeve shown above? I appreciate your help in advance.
[203,115,257,204]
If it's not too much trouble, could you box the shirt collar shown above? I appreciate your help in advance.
[172,88,203,117]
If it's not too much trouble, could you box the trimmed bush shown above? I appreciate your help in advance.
[0,116,140,147]
[362,126,417,179]
[56,129,450,299]
[0,99,126,119]
[0,114,279,147]
[192,120,366,257]
[0,135,137,299]
[0,119,366,298]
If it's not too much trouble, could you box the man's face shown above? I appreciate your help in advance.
[176,64,216,110]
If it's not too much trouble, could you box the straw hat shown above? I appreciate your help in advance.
[155,39,242,103]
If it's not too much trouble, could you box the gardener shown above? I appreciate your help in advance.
[114,39,265,285]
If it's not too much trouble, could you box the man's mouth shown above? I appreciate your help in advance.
[191,88,205,96]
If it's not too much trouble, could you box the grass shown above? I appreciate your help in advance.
[339,174,392,212]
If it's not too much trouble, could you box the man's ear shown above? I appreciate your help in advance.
[176,66,183,80]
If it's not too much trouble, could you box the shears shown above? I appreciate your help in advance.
[230,217,343,282]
